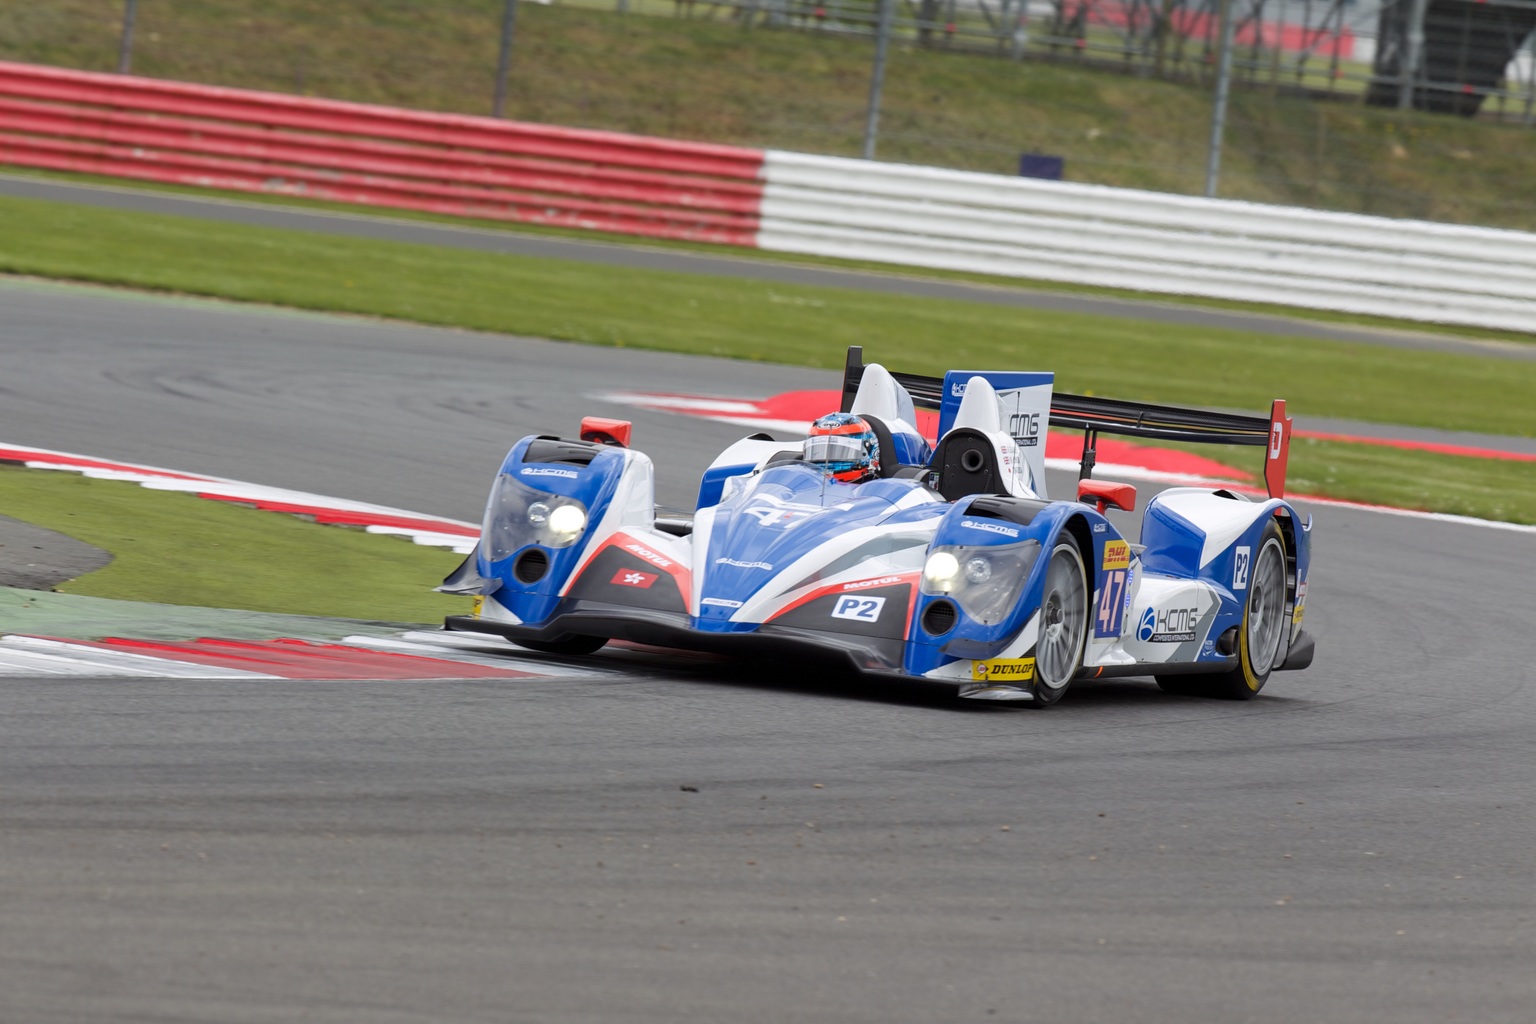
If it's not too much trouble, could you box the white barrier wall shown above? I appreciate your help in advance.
[756,151,1536,333]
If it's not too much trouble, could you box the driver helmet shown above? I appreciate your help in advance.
[803,412,880,483]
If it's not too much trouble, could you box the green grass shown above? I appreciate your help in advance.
[12,164,1536,348]
[1143,437,1536,525]
[1285,437,1536,523]
[3,1,1535,229]
[4,193,1534,442]
[0,466,470,621]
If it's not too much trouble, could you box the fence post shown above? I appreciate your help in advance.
[117,0,139,74]
[1010,0,1029,60]
[863,0,896,159]
[1398,0,1429,109]
[493,0,519,118]
[1204,0,1237,198]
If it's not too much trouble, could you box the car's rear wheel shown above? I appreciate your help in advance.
[1028,537,1088,707]
[1157,521,1288,700]
[513,635,608,656]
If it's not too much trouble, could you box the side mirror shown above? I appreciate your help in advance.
[1078,479,1136,515]
[580,417,632,447]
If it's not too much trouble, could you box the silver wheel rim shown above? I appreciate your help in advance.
[1036,545,1086,687]
[1247,538,1287,677]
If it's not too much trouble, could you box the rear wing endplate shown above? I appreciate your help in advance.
[839,346,1292,499]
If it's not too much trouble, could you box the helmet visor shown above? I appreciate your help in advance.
[803,434,869,465]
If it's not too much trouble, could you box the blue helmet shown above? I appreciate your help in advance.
[803,412,880,483]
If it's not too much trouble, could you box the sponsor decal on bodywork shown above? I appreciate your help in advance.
[519,467,579,479]
[701,597,744,609]
[960,519,1020,538]
[1102,540,1131,571]
[831,595,885,622]
[1137,606,1199,643]
[716,557,774,571]
[971,657,1035,682]
[1008,412,1041,448]
[624,541,676,570]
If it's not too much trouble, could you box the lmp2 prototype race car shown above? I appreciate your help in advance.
[442,347,1314,705]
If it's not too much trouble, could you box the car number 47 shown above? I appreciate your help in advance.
[832,596,885,621]
[1095,569,1128,638]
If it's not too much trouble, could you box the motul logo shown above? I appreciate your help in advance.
[622,542,673,569]
[843,575,902,591]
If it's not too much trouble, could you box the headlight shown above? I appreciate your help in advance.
[485,473,591,559]
[920,539,1042,625]
[923,551,961,591]
[547,504,587,543]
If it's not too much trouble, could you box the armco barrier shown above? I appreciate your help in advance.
[0,61,765,245]
[3,60,1535,331]
[755,152,1536,333]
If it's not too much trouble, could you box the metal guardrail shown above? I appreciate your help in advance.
[756,150,1536,331]
[0,60,768,245]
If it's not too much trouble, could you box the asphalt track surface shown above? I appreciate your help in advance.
[1,280,1533,1023]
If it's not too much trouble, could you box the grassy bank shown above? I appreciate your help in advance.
[3,192,1534,525]
[3,194,1533,439]
[2,1,1534,228]
[0,467,469,621]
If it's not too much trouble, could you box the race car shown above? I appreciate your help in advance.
[441,346,1314,705]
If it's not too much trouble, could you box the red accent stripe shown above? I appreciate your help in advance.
[193,493,477,537]
[0,445,214,480]
[69,636,534,679]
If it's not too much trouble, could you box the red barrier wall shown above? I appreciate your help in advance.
[0,61,766,245]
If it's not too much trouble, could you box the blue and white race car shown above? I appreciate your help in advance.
[442,347,1314,705]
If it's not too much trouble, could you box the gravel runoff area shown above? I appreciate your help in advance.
[0,513,110,591]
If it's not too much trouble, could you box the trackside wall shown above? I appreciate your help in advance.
[3,60,1534,331]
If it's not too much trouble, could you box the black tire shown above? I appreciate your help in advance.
[1156,521,1288,700]
[1026,536,1089,708]
[513,634,608,656]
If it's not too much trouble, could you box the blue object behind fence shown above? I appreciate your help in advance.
[1019,153,1064,180]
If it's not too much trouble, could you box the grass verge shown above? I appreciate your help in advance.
[1149,438,1536,525]
[0,467,470,622]
[3,193,1533,524]
[9,166,1534,348]
[3,193,1534,440]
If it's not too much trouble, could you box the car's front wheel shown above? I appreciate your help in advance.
[1028,537,1088,707]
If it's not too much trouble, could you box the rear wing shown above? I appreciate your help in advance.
[838,346,1292,499]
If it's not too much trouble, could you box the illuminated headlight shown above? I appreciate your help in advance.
[485,472,592,558]
[547,504,587,543]
[923,551,961,591]
[919,539,1042,626]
